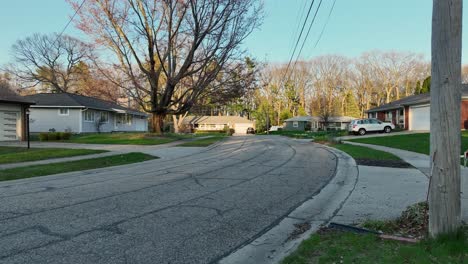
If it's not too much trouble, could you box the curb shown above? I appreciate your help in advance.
[218,144,359,264]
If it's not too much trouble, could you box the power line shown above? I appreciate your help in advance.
[289,0,324,77]
[288,0,309,53]
[283,0,316,80]
[53,0,87,44]
[313,0,337,49]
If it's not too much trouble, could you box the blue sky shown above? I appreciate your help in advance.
[1,0,467,65]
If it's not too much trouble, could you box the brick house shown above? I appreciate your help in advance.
[366,84,468,131]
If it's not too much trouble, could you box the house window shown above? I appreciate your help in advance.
[368,112,376,118]
[84,110,95,122]
[293,121,299,128]
[117,114,132,125]
[58,108,69,116]
[99,112,109,123]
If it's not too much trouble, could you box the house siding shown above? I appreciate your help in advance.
[29,108,148,133]
[81,110,116,133]
[29,108,81,133]
[284,121,306,131]
[404,106,410,130]
[83,112,148,133]
[461,101,468,129]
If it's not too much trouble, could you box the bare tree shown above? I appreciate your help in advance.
[6,33,91,93]
[70,0,262,134]
[429,0,462,237]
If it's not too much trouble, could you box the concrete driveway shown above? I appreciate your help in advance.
[0,136,336,264]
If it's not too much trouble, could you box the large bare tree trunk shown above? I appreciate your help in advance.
[429,0,462,237]
[151,114,165,135]
[172,112,189,133]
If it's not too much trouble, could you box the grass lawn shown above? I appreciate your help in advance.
[64,133,191,145]
[178,136,225,147]
[282,228,467,264]
[0,147,106,164]
[0,152,157,182]
[349,131,468,155]
[332,144,401,161]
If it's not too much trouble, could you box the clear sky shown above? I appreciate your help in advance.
[1,0,467,65]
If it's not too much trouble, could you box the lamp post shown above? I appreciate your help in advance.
[26,108,30,149]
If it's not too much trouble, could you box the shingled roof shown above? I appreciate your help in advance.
[0,86,35,105]
[367,84,468,113]
[24,93,147,116]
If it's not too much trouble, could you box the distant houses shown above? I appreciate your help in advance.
[283,115,356,131]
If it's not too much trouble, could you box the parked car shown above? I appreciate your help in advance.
[348,118,395,135]
[247,127,256,134]
[268,125,283,132]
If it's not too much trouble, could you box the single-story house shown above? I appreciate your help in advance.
[24,93,148,133]
[284,115,356,131]
[182,115,255,134]
[0,87,35,141]
[366,84,468,131]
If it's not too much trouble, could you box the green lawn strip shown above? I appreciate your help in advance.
[349,131,468,156]
[281,228,467,264]
[67,133,183,145]
[349,133,431,155]
[179,136,225,147]
[0,147,106,164]
[332,143,401,161]
[0,152,157,182]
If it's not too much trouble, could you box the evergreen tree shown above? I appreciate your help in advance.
[414,80,421,94]
[420,76,431,94]
[344,93,361,117]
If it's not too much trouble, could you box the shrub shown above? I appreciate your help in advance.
[38,133,49,141]
[48,132,59,141]
[226,128,235,136]
[60,132,72,140]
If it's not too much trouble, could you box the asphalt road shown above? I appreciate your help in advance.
[0,136,336,264]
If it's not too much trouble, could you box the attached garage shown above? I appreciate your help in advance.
[0,109,20,141]
[0,87,35,141]
[234,123,252,134]
[409,105,430,131]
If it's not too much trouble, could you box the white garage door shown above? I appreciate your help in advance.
[409,105,430,131]
[234,123,252,134]
[0,111,19,141]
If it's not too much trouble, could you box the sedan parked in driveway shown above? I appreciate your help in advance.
[349,118,395,135]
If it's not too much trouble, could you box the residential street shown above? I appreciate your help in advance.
[0,136,336,264]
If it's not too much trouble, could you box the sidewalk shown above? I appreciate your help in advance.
[340,141,468,222]
[332,165,430,224]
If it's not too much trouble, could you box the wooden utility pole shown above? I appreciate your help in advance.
[429,0,462,237]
